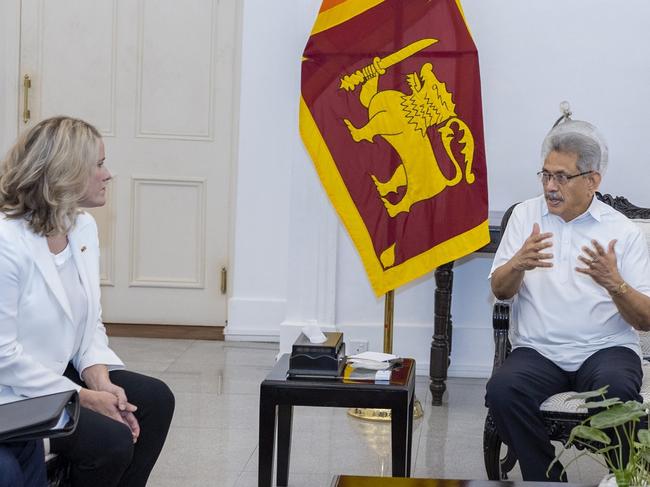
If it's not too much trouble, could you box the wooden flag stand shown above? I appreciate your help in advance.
[347,290,424,421]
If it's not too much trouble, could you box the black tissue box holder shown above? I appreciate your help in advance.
[288,332,346,379]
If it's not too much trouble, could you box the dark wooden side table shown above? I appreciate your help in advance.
[430,224,502,406]
[331,475,594,487]
[259,354,416,487]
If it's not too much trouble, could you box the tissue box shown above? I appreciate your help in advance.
[288,332,346,379]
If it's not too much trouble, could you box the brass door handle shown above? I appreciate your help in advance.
[220,267,227,295]
[23,74,32,124]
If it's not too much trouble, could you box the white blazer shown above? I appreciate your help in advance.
[0,212,123,405]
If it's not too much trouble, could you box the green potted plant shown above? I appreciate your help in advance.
[547,386,650,487]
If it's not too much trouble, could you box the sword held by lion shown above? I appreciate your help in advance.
[341,38,476,220]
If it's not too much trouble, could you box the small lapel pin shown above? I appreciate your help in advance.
[80,246,87,252]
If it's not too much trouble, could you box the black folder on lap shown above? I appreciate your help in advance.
[0,390,79,442]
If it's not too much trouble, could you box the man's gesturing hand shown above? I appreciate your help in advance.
[512,223,553,271]
[576,239,622,292]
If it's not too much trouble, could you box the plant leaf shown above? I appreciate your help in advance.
[581,398,622,409]
[589,403,646,429]
[638,429,650,446]
[570,425,611,444]
[622,400,646,411]
[566,386,609,401]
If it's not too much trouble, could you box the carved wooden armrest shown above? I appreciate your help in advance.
[491,301,511,371]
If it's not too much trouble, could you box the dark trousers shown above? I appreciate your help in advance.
[0,441,46,487]
[485,346,642,482]
[51,367,175,487]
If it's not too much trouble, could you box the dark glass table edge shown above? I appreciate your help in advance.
[331,475,595,487]
[266,353,415,388]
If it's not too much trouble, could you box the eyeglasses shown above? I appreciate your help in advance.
[536,170,593,186]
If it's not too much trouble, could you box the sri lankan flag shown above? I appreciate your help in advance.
[299,0,489,296]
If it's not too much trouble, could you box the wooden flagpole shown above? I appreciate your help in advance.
[383,290,394,354]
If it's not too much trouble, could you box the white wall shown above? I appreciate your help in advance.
[227,0,650,378]
[465,0,650,208]
[226,0,321,340]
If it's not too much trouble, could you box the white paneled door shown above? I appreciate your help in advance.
[19,0,238,326]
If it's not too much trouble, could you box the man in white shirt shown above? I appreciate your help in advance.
[486,113,650,481]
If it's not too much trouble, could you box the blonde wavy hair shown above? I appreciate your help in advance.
[0,116,102,236]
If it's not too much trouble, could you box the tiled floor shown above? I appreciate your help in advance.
[109,337,609,486]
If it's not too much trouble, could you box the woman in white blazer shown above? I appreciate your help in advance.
[0,117,174,487]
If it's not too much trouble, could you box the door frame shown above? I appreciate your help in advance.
[2,0,244,326]
[0,0,21,152]
[224,0,244,312]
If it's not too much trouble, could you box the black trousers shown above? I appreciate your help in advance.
[51,366,174,487]
[485,346,642,482]
[0,441,46,487]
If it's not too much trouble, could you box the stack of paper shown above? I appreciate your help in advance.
[347,351,399,370]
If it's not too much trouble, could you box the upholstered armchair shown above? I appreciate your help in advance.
[483,192,650,480]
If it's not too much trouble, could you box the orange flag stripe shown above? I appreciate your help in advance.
[319,0,347,12]
[312,0,384,35]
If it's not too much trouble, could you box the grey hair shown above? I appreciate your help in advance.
[541,119,609,175]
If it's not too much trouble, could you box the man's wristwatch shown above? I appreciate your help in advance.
[610,281,629,297]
